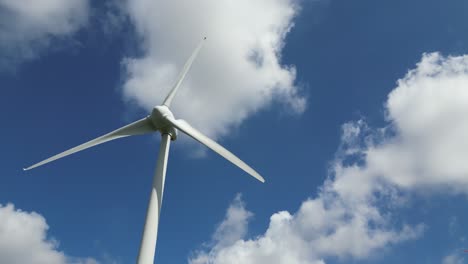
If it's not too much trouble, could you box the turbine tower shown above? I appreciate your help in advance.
[24,37,265,264]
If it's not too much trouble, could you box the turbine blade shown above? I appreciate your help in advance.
[24,117,155,171]
[166,118,265,183]
[162,37,206,107]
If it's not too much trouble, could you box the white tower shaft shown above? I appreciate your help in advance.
[137,133,171,264]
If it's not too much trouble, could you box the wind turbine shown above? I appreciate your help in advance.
[24,37,265,264]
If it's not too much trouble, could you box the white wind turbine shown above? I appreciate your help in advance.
[24,37,265,264]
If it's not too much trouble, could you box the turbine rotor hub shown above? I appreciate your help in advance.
[150,105,178,140]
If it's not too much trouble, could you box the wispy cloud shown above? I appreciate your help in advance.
[0,203,98,264]
[122,0,305,139]
[0,0,89,70]
[189,52,468,263]
[442,252,465,264]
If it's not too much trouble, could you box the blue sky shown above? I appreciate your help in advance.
[1,0,468,263]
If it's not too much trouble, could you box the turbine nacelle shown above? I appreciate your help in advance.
[150,105,178,140]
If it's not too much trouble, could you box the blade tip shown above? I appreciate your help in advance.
[257,176,265,183]
[23,165,35,171]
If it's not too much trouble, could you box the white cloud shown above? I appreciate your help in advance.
[329,53,468,201]
[211,194,252,249]
[122,0,305,139]
[0,0,89,68]
[0,203,98,264]
[98,0,128,38]
[442,252,465,264]
[367,53,468,192]
[189,194,423,264]
[189,52,468,264]
[190,194,253,264]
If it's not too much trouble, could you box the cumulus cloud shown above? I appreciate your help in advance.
[0,0,89,68]
[0,203,98,264]
[189,193,423,264]
[122,0,305,139]
[190,194,253,264]
[189,52,468,264]
[367,53,468,191]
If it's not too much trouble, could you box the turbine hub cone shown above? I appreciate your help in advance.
[150,105,178,140]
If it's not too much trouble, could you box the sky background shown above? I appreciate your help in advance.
[1,0,468,263]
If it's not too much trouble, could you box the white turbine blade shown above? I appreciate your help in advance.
[162,37,206,107]
[24,117,155,171]
[137,133,171,264]
[166,118,265,183]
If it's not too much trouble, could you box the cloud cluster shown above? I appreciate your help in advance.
[189,193,423,264]
[0,203,98,264]
[0,0,89,68]
[122,0,305,139]
[189,53,468,264]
